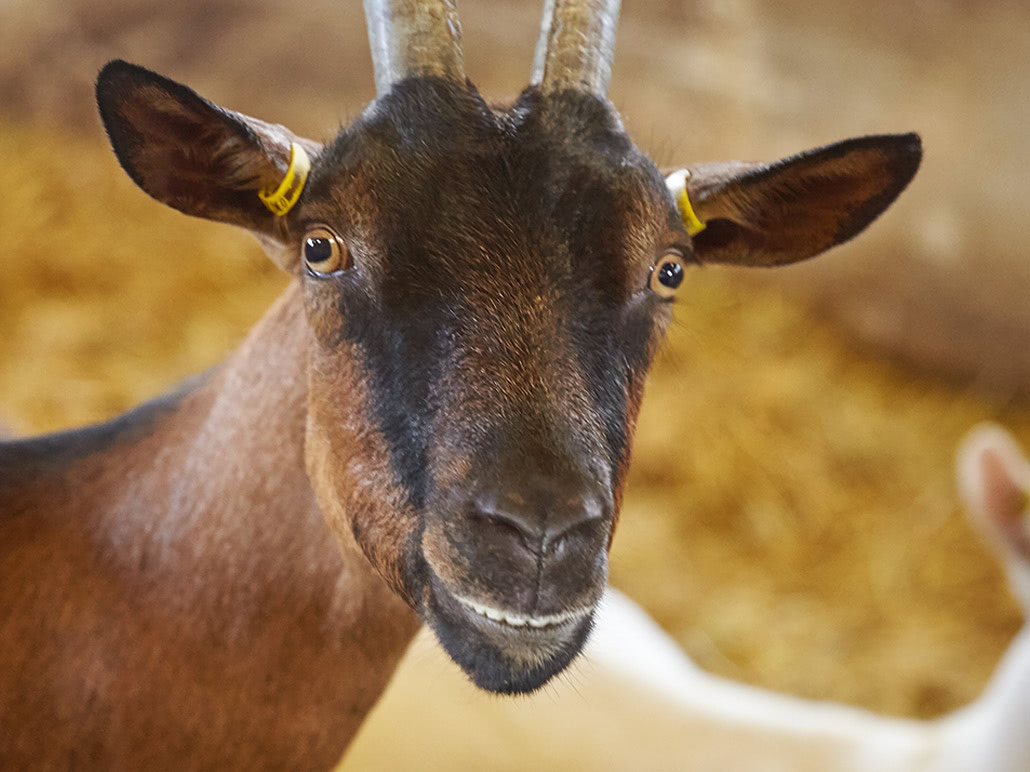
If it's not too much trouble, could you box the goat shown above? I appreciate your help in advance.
[0,0,921,768]
[343,424,1030,772]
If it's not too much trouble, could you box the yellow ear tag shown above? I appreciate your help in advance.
[665,168,706,236]
[259,142,310,217]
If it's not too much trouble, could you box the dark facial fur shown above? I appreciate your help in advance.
[300,78,680,692]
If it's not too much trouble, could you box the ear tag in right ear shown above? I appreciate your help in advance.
[665,168,706,236]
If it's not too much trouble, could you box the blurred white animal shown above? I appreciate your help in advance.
[341,424,1030,772]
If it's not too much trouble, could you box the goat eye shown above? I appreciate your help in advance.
[648,251,686,299]
[302,227,347,274]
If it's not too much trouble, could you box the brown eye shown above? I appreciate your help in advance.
[302,226,347,274]
[648,250,686,299]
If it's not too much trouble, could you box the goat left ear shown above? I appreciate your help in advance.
[668,133,921,268]
[95,59,318,270]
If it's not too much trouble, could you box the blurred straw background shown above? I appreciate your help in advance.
[2,0,1029,753]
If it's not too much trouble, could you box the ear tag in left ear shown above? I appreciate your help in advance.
[259,142,310,216]
[665,168,706,236]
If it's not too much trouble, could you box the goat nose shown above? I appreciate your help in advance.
[470,478,609,555]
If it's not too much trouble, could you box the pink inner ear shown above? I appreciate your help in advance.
[979,448,1030,555]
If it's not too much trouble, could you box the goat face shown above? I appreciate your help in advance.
[300,81,675,692]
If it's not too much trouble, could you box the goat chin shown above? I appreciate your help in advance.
[342,586,1030,772]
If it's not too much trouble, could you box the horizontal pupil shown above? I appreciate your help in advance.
[305,237,333,263]
[659,261,684,288]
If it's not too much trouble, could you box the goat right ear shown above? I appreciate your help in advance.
[95,59,317,271]
[671,134,921,268]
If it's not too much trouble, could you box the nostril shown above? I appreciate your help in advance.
[469,495,543,552]
[470,507,536,551]
[544,512,604,554]
[543,502,605,555]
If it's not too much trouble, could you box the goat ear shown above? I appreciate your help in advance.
[958,423,1030,611]
[958,423,1030,558]
[668,134,921,268]
[95,59,316,271]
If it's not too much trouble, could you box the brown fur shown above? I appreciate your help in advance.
[0,286,419,770]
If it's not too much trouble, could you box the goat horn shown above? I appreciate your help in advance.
[531,0,621,97]
[364,0,466,96]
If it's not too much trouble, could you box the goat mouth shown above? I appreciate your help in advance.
[454,596,592,631]
[422,574,596,694]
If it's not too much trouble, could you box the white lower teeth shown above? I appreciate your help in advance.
[457,597,589,629]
